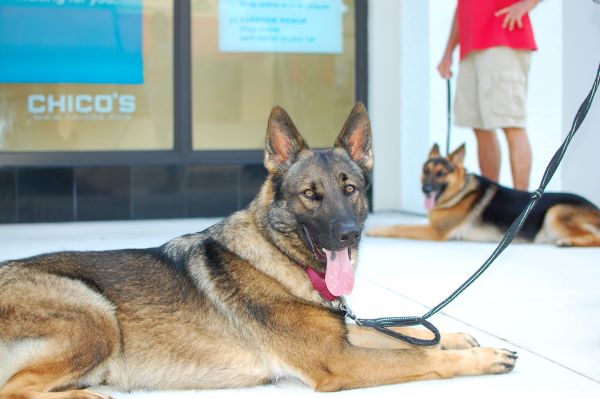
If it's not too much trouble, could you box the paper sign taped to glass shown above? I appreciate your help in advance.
[219,0,343,54]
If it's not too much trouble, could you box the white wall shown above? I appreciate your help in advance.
[561,1,600,202]
[398,0,431,212]
[368,0,403,211]
[370,0,599,213]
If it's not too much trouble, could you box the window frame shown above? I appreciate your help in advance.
[0,0,367,167]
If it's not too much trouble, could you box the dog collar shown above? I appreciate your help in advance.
[436,174,479,209]
[304,266,339,301]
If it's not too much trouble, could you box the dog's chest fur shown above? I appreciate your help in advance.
[105,210,333,389]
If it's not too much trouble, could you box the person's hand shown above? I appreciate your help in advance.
[437,54,453,80]
[495,0,538,31]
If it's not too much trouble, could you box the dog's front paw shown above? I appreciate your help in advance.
[440,332,479,349]
[470,347,518,375]
[435,347,518,378]
[486,348,518,374]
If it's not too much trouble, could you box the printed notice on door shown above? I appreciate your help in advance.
[219,0,343,54]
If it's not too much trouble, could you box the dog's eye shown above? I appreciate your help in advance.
[304,189,317,199]
[344,184,356,194]
[436,171,447,177]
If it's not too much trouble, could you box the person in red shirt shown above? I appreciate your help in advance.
[437,0,540,191]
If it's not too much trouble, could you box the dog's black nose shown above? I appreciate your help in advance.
[333,221,361,247]
[422,183,435,194]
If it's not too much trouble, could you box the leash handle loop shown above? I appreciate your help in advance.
[360,317,441,346]
[339,299,441,346]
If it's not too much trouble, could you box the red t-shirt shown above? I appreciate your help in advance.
[458,0,538,60]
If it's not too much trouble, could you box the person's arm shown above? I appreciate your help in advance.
[437,9,459,80]
[495,0,540,31]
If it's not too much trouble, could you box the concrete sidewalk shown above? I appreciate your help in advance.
[1,212,598,398]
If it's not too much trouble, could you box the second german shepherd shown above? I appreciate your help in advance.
[368,143,600,246]
[0,106,517,399]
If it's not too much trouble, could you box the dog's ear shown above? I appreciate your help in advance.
[449,143,466,165]
[335,102,373,174]
[429,143,441,158]
[264,106,309,173]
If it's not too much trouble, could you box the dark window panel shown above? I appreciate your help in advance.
[187,165,239,217]
[75,166,130,221]
[17,167,74,223]
[132,165,186,219]
[240,163,268,209]
[0,167,17,223]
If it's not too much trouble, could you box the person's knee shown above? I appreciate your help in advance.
[474,130,499,149]
[474,128,495,135]
[503,127,528,141]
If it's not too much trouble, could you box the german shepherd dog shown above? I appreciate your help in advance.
[0,105,518,399]
[368,143,600,246]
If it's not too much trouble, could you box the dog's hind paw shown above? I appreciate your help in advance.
[365,227,387,237]
[555,238,573,247]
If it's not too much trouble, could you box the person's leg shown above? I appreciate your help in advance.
[503,127,532,191]
[473,128,500,182]
[454,54,485,158]
[475,47,532,190]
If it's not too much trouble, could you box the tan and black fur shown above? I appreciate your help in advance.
[0,106,517,399]
[368,143,600,247]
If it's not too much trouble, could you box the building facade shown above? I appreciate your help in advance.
[0,0,367,223]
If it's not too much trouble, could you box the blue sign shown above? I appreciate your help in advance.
[0,0,143,84]
[219,0,343,54]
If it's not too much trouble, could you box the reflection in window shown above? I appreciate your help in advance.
[191,0,356,150]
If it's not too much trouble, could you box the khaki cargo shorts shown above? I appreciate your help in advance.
[454,46,531,130]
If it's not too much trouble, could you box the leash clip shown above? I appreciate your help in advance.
[338,297,363,326]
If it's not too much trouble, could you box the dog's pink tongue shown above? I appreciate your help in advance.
[323,249,354,296]
[424,193,436,211]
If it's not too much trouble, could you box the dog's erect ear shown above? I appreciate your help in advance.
[264,106,309,173]
[448,143,466,165]
[334,102,373,174]
[429,143,441,159]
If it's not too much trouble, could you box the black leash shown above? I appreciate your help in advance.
[446,79,452,156]
[341,62,600,346]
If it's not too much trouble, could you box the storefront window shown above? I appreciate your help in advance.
[0,0,173,151]
[191,0,356,150]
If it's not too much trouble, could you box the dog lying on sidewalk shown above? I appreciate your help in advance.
[368,143,600,246]
[0,107,517,399]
